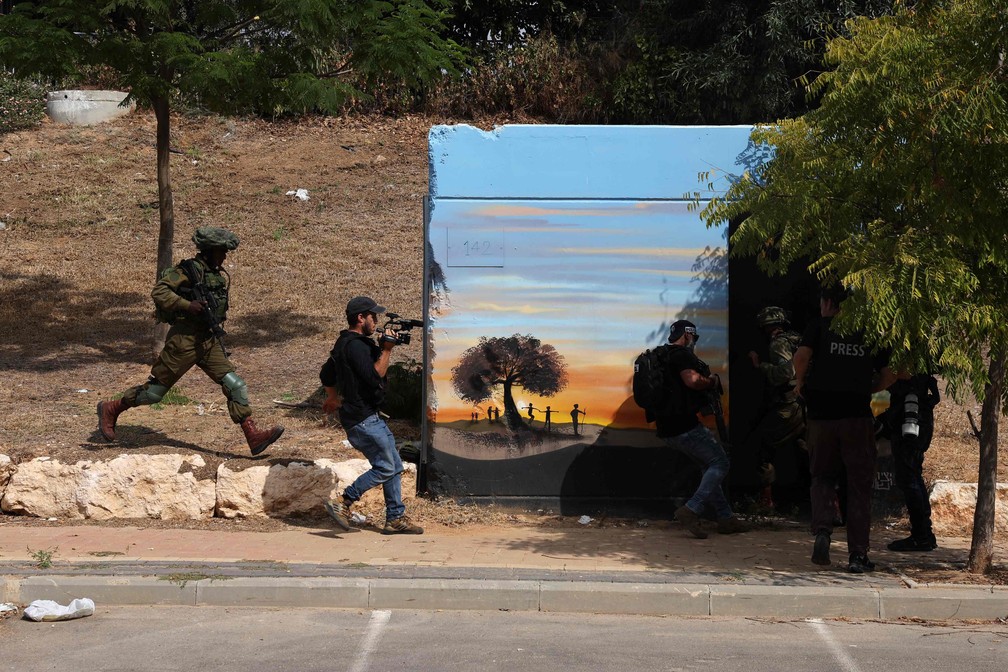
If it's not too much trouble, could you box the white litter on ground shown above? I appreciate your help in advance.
[23,598,95,622]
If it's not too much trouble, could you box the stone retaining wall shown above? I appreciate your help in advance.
[0,454,415,520]
[0,454,1000,528]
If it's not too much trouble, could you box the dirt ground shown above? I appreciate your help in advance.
[0,112,1005,559]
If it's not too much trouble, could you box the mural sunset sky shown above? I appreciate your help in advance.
[429,198,728,426]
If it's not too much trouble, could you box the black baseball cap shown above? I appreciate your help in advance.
[668,319,699,343]
[345,296,386,317]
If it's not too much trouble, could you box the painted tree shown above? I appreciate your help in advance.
[702,0,1008,572]
[0,0,463,353]
[451,334,568,430]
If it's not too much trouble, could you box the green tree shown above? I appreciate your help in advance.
[0,0,463,352]
[612,0,895,124]
[703,0,1008,572]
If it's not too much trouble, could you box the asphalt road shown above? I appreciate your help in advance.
[1,607,1006,672]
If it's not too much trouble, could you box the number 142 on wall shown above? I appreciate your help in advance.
[447,229,504,267]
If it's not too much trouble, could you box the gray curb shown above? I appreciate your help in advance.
[5,575,1007,621]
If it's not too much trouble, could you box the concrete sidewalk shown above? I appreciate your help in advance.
[1,521,1005,620]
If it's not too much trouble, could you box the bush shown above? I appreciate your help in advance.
[422,34,610,122]
[0,71,46,134]
[384,359,423,423]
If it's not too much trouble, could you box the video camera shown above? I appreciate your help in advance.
[380,313,424,346]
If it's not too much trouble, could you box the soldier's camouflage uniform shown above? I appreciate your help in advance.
[121,255,250,423]
[748,329,806,483]
[97,227,283,456]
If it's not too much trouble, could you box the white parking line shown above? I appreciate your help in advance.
[807,618,863,672]
[349,610,392,672]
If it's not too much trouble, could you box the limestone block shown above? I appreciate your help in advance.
[0,455,214,520]
[216,461,341,518]
[930,480,1008,536]
[1,457,85,517]
[79,454,215,520]
[0,454,12,489]
[215,463,270,518]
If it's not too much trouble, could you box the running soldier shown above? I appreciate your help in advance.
[96,227,284,456]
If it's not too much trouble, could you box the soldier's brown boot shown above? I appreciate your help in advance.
[96,398,130,441]
[240,418,284,456]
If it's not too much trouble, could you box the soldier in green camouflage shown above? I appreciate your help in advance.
[746,306,806,509]
[96,227,284,456]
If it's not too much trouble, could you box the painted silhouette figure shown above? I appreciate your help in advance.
[493,407,500,422]
[544,406,553,432]
[570,404,586,435]
[487,407,493,422]
[525,404,538,422]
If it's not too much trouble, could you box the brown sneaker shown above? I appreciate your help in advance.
[716,516,750,534]
[383,515,424,535]
[324,498,352,531]
[674,505,707,539]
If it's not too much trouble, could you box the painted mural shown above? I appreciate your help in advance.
[424,125,746,508]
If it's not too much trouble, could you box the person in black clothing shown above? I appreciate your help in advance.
[793,285,895,573]
[659,320,749,539]
[886,373,940,551]
[320,296,423,535]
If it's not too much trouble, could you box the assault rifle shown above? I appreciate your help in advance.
[179,259,230,357]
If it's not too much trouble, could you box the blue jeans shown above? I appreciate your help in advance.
[664,425,733,519]
[344,414,405,520]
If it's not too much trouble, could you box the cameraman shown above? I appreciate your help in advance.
[320,296,423,535]
[659,320,748,539]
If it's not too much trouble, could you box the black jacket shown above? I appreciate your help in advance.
[320,330,385,429]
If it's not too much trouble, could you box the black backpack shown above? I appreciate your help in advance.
[633,345,671,422]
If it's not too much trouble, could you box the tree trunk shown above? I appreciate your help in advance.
[501,380,525,431]
[151,96,175,359]
[967,350,1004,574]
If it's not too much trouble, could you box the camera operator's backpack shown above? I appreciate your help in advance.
[633,345,671,422]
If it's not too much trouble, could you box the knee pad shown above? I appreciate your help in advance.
[221,371,249,406]
[135,382,170,405]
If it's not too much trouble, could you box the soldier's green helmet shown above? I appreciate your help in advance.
[192,226,240,251]
[756,306,789,328]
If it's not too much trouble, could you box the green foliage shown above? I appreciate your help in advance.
[384,358,423,422]
[611,0,896,124]
[28,546,57,569]
[0,70,45,133]
[703,0,1008,404]
[0,1,467,117]
[442,0,610,55]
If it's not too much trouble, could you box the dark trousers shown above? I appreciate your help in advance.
[890,422,935,542]
[808,417,876,556]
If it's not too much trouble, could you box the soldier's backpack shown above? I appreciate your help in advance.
[632,345,670,422]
